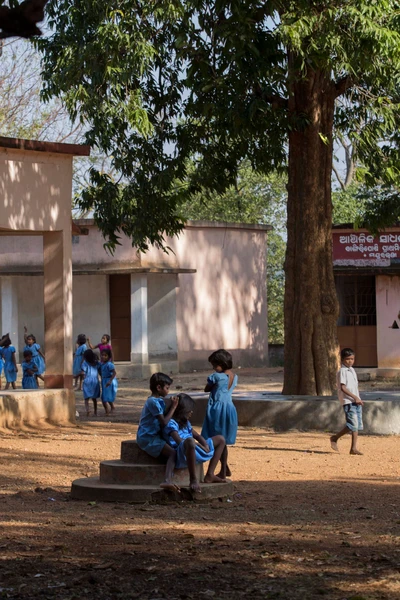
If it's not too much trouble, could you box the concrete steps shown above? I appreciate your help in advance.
[71,440,233,504]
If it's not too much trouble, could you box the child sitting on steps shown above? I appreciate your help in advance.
[163,393,228,494]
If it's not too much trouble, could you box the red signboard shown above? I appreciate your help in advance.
[333,231,400,267]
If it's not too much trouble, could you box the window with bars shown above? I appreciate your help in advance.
[335,275,376,327]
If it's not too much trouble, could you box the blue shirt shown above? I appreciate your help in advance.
[163,419,193,447]
[137,396,165,439]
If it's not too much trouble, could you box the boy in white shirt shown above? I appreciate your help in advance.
[330,347,364,455]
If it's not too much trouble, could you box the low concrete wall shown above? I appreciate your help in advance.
[191,393,400,435]
[0,389,76,429]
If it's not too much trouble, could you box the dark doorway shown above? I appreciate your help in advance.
[335,275,377,367]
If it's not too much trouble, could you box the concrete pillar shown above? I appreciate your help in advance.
[130,274,148,364]
[43,230,73,389]
[1,277,19,358]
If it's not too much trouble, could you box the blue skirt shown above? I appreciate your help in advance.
[0,360,3,376]
[175,437,215,469]
[4,363,17,383]
[136,433,166,458]
[101,377,118,402]
[73,355,84,377]
[201,400,238,445]
[32,354,45,375]
[83,375,100,400]
[22,375,38,389]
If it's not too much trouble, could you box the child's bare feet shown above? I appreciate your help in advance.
[330,436,339,452]
[160,481,181,492]
[204,474,227,484]
[350,449,363,455]
[190,479,201,493]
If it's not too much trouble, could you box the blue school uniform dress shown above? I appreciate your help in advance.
[99,361,117,402]
[163,419,214,469]
[82,361,100,400]
[0,347,3,377]
[136,396,167,458]
[2,346,17,383]
[22,360,38,389]
[201,372,238,445]
[73,344,87,377]
[24,343,45,375]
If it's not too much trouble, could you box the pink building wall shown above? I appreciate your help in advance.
[376,275,400,368]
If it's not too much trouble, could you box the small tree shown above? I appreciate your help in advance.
[38,1,400,394]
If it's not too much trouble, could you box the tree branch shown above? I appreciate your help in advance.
[335,75,355,98]
[332,163,345,191]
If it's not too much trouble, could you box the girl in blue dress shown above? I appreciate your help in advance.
[163,393,228,493]
[73,334,87,390]
[81,349,100,416]
[23,327,45,386]
[201,349,238,479]
[21,349,38,389]
[99,348,117,415]
[2,337,18,390]
[0,346,3,389]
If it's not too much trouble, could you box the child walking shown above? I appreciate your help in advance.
[99,348,117,415]
[73,334,87,390]
[2,337,18,390]
[163,393,228,493]
[136,372,179,491]
[330,347,364,455]
[21,350,38,389]
[87,334,113,361]
[23,326,45,386]
[81,349,100,416]
[201,349,238,479]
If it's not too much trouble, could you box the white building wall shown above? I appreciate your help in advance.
[72,275,110,345]
[147,274,178,359]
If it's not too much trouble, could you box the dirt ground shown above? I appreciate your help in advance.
[1,368,400,599]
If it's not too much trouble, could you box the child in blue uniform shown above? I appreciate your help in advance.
[81,349,100,416]
[23,327,45,386]
[99,348,117,415]
[0,346,3,389]
[2,337,18,390]
[73,334,87,390]
[21,349,38,389]
[163,393,228,493]
[137,373,179,491]
[201,349,238,479]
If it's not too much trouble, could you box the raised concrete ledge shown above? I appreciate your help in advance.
[0,389,76,429]
[190,391,400,435]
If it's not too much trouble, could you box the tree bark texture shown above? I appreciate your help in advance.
[283,65,339,396]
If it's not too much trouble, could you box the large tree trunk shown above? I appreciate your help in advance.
[283,66,339,396]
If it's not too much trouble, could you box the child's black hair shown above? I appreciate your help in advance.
[84,348,98,367]
[77,334,87,345]
[341,347,355,360]
[208,349,233,371]
[100,348,112,360]
[23,349,33,359]
[173,393,195,426]
[26,333,36,343]
[102,334,111,343]
[149,372,173,393]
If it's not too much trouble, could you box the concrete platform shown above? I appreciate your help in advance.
[0,388,76,428]
[71,440,233,504]
[71,477,233,504]
[190,391,400,434]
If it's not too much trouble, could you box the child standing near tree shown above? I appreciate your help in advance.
[99,348,117,415]
[201,349,238,479]
[330,347,364,455]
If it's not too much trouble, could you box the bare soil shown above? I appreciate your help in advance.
[1,368,400,599]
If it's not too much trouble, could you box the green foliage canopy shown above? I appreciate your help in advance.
[37,0,400,253]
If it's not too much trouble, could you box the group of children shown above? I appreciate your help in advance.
[0,328,45,390]
[136,349,238,493]
[73,333,117,416]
